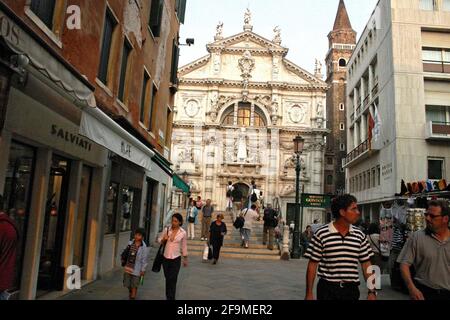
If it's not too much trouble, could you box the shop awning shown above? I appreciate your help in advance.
[0,5,96,108]
[173,174,190,193]
[80,107,155,172]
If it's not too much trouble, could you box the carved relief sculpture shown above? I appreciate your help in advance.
[238,50,255,85]
[185,99,200,118]
[289,104,307,124]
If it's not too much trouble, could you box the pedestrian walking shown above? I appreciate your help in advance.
[0,195,18,301]
[390,221,408,292]
[398,200,450,300]
[304,194,376,301]
[263,204,278,250]
[247,180,257,209]
[226,182,234,212]
[158,213,188,300]
[367,223,383,272]
[240,204,259,249]
[209,213,227,265]
[121,228,148,300]
[195,196,203,210]
[300,225,313,256]
[187,199,199,240]
[201,199,214,241]
[310,219,323,234]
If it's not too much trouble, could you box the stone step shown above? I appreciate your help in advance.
[188,240,276,250]
[188,250,281,261]
[188,244,280,256]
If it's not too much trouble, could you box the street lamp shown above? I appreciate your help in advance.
[292,135,305,259]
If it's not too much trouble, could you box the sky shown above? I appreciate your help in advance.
[179,0,379,73]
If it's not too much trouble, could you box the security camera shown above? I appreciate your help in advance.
[186,38,195,46]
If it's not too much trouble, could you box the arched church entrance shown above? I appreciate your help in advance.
[232,183,249,202]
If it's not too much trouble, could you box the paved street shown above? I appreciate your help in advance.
[60,248,409,300]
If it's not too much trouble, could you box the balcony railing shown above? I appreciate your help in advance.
[350,113,355,122]
[372,83,379,96]
[425,121,450,140]
[363,95,370,107]
[423,60,450,74]
[345,139,369,166]
[356,105,361,116]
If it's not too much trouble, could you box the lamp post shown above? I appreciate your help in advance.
[291,135,305,259]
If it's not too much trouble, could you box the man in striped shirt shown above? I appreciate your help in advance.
[304,195,377,300]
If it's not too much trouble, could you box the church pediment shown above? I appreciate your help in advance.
[207,31,288,56]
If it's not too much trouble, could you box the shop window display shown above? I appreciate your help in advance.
[2,141,36,290]
[120,187,134,232]
[105,182,119,234]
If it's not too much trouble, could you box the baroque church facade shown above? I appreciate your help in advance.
[172,12,329,225]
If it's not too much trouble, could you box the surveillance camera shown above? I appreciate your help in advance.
[186,38,195,46]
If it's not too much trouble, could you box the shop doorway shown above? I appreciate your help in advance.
[37,155,71,294]
[144,179,156,244]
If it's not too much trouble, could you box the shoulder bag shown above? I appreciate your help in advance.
[152,227,169,273]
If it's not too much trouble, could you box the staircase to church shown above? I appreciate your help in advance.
[183,210,281,261]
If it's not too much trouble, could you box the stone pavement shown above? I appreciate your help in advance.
[59,249,409,300]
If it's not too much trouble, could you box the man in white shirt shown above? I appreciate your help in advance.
[240,204,259,248]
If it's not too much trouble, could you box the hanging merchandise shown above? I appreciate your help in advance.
[379,204,393,257]
[405,208,426,235]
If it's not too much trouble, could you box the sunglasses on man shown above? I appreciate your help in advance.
[424,212,443,219]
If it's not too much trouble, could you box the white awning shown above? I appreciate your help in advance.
[80,107,154,172]
[0,7,95,108]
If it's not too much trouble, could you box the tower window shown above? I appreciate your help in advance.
[339,103,345,111]
[339,58,347,67]
[340,123,345,131]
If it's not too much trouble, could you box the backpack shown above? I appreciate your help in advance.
[264,209,278,228]
[121,244,131,267]
[251,192,258,203]
[233,209,248,229]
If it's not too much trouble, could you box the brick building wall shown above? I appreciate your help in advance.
[1,0,183,156]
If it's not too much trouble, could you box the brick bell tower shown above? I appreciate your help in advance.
[324,0,356,196]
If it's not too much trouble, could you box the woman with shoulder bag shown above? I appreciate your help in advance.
[187,199,198,240]
[367,223,383,272]
[157,213,188,300]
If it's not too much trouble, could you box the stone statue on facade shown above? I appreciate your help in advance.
[236,128,248,163]
[314,59,323,78]
[244,8,252,25]
[215,21,224,39]
[316,102,324,118]
[273,26,282,45]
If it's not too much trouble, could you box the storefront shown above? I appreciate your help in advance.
[0,83,108,300]
[0,5,110,299]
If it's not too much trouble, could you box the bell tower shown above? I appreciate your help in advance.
[324,0,356,195]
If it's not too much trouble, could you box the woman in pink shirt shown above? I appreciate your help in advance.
[158,213,188,300]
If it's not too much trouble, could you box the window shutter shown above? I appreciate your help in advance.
[30,0,56,30]
[176,0,187,24]
[170,41,180,85]
[149,0,164,37]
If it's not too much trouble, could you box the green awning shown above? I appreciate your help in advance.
[173,174,190,193]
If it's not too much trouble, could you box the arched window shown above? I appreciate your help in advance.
[339,58,347,67]
[221,102,267,127]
